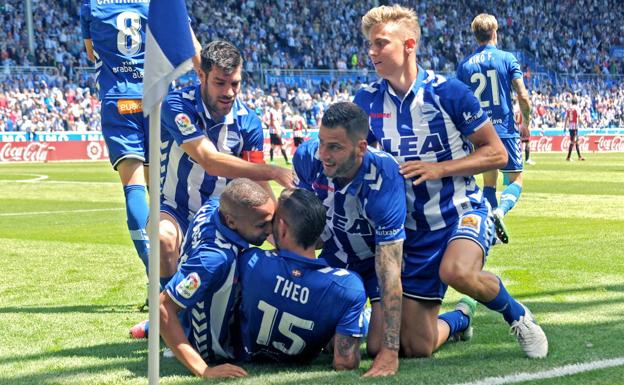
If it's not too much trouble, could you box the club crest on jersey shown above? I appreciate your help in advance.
[176,272,201,299]
[291,269,302,278]
[175,113,196,135]
[459,214,481,231]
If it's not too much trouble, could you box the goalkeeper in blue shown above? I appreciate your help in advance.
[457,13,533,244]
[237,188,366,370]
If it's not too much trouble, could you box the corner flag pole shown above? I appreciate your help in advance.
[143,1,196,383]
[147,107,162,385]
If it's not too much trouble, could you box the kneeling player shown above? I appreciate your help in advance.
[237,188,366,370]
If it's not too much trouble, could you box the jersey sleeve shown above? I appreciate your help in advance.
[165,246,231,309]
[292,141,317,191]
[437,79,489,137]
[335,275,367,337]
[508,53,523,80]
[79,0,92,40]
[353,90,378,145]
[240,111,265,152]
[363,156,406,244]
[161,92,204,145]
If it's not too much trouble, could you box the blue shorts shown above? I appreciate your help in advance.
[101,99,149,169]
[161,202,193,238]
[402,202,494,302]
[501,137,523,173]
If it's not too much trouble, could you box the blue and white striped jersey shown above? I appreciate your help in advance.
[457,45,523,138]
[160,85,264,221]
[293,139,406,268]
[165,199,248,362]
[237,248,366,363]
[80,0,148,100]
[354,67,489,232]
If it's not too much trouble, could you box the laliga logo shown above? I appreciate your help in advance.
[87,141,104,160]
[0,142,52,162]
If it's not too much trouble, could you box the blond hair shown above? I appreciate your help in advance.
[471,13,498,43]
[361,5,420,44]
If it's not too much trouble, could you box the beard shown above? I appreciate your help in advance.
[325,150,357,179]
[202,88,234,121]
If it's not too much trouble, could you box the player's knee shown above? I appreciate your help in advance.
[400,340,435,358]
[439,264,472,290]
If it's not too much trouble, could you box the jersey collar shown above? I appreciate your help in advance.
[381,65,428,101]
[279,249,329,268]
[213,208,250,250]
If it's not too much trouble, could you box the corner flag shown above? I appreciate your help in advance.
[142,1,196,384]
[143,0,196,116]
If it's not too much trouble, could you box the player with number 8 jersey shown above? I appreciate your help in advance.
[80,0,152,283]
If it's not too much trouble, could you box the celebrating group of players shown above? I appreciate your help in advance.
[81,0,548,379]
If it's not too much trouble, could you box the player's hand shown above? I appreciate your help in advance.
[399,160,444,186]
[202,363,247,378]
[363,347,398,377]
[270,165,295,188]
[520,125,530,140]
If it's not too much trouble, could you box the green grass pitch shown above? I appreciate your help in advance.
[1,152,623,385]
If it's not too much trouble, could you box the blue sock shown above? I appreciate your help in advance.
[123,185,150,275]
[480,278,526,324]
[160,275,174,291]
[483,186,498,209]
[439,310,470,339]
[498,182,522,215]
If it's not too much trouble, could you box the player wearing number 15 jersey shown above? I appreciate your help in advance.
[81,0,150,280]
[237,189,366,369]
[457,13,532,244]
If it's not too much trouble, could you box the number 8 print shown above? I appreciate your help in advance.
[116,11,142,56]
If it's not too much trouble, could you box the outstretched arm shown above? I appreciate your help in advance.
[181,137,294,188]
[160,293,247,378]
[364,240,403,377]
[83,39,95,62]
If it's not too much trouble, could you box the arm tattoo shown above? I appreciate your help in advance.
[376,240,404,351]
[335,334,359,359]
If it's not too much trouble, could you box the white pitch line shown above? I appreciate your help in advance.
[10,174,49,183]
[451,357,624,385]
[0,207,124,217]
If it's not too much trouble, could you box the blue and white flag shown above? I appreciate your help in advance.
[143,0,196,116]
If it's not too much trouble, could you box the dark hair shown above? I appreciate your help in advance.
[277,189,326,249]
[321,102,369,143]
[200,40,243,75]
[220,178,270,217]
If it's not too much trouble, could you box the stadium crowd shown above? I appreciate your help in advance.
[0,0,623,134]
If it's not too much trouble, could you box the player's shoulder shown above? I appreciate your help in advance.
[316,266,364,288]
[425,71,471,100]
[234,99,262,126]
[294,138,319,164]
[366,147,400,177]
[354,79,384,106]
[163,86,197,111]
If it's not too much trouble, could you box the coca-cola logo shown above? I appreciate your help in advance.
[0,142,52,162]
[596,135,624,152]
[561,136,589,151]
[530,136,553,152]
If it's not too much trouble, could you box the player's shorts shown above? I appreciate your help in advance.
[101,99,149,169]
[293,137,304,147]
[270,133,283,146]
[402,202,494,302]
[161,201,193,238]
[500,137,523,173]
[569,129,578,142]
